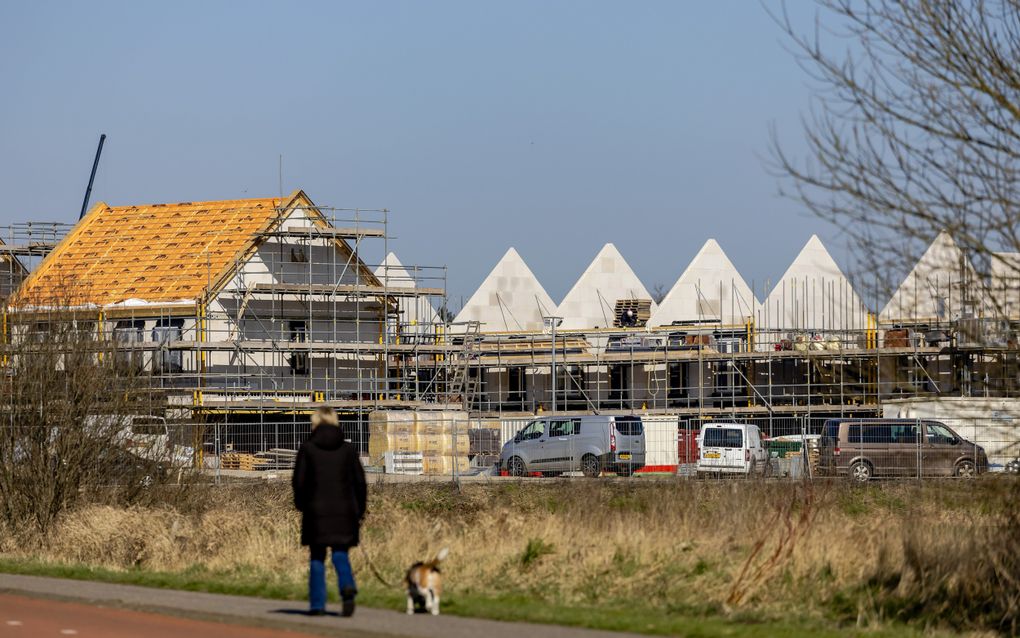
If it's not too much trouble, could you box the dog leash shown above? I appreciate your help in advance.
[358,545,399,589]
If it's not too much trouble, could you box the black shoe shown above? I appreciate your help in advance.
[340,587,357,617]
[308,609,326,616]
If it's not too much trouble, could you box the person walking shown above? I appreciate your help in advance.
[292,406,367,617]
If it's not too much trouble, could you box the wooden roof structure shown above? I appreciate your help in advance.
[12,190,379,308]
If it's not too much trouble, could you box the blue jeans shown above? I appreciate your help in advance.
[309,545,356,611]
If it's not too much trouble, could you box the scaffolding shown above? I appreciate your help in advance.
[450,271,1020,437]
[1,202,471,465]
[3,213,1019,475]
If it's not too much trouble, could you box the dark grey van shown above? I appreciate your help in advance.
[499,415,646,477]
[818,418,987,481]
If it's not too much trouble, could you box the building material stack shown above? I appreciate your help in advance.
[368,410,470,474]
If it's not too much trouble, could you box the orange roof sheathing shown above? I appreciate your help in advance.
[13,190,377,308]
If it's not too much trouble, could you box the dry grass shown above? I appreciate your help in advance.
[1,477,1016,635]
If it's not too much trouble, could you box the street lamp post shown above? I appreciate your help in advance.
[544,316,563,413]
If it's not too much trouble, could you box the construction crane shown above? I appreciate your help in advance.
[79,133,106,220]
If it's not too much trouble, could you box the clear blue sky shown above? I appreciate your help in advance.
[0,2,853,308]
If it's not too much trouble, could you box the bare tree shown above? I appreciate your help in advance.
[651,283,669,305]
[0,281,185,534]
[770,0,1020,309]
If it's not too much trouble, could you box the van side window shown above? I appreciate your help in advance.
[889,424,918,444]
[517,420,547,441]
[549,419,576,437]
[926,423,957,444]
[848,424,894,443]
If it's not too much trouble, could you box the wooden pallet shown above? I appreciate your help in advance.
[220,452,268,471]
[477,337,589,353]
[613,299,652,327]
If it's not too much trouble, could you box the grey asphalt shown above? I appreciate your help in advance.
[0,574,646,638]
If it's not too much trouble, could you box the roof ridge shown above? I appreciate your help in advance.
[103,196,282,210]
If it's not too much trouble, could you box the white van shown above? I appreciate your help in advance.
[696,423,768,476]
[87,414,194,468]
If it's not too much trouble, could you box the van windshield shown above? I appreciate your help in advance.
[704,428,742,448]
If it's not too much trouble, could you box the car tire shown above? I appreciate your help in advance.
[954,459,977,478]
[507,456,527,477]
[581,454,601,478]
[849,460,873,483]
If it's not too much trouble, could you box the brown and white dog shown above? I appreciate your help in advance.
[405,547,448,615]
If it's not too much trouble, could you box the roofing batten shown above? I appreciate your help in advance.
[12,190,377,308]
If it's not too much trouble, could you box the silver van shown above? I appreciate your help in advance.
[499,415,646,477]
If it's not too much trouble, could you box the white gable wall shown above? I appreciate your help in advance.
[374,252,440,332]
[760,235,869,332]
[454,248,556,332]
[649,239,758,327]
[879,232,990,324]
[990,252,1020,319]
[557,243,656,330]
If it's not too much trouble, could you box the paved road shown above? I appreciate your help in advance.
[0,593,321,638]
[0,574,645,638]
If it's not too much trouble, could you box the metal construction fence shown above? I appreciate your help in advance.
[4,411,1015,483]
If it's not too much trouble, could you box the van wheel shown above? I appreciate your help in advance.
[849,461,873,483]
[581,454,601,478]
[507,456,527,477]
[954,459,977,478]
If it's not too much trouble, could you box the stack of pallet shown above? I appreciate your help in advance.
[220,452,267,471]
[613,299,652,327]
[368,410,471,475]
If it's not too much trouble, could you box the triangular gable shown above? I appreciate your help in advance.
[761,235,868,331]
[374,252,440,329]
[879,231,990,324]
[649,239,758,327]
[208,190,381,297]
[990,252,1020,319]
[454,247,556,332]
[557,243,657,330]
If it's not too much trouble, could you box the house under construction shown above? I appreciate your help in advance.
[3,200,1019,471]
[451,234,1020,435]
[2,191,469,459]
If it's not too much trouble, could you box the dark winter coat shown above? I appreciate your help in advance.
[292,425,367,548]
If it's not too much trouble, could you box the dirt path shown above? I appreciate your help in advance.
[0,574,644,638]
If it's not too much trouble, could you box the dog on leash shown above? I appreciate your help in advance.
[405,548,448,615]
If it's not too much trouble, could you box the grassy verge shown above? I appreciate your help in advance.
[2,480,1015,636]
[0,555,944,637]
